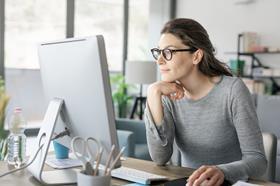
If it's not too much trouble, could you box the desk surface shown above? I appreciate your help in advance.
[0,158,279,186]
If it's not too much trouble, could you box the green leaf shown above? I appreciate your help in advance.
[0,76,9,138]
[110,73,135,117]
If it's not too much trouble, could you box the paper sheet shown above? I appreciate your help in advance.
[233,181,262,186]
[46,157,83,169]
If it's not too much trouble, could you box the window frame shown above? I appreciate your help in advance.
[0,0,176,135]
[0,0,129,75]
[0,0,5,79]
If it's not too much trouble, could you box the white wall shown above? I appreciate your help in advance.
[147,0,173,87]
[176,0,280,71]
[149,0,173,54]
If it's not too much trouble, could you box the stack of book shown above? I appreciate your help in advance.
[252,67,273,77]
[242,78,266,95]
[242,32,260,52]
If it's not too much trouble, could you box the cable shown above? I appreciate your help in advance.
[0,128,71,178]
[0,143,44,178]
[51,127,70,141]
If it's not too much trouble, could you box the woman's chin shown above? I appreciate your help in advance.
[161,75,176,83]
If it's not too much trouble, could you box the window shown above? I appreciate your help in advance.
[4,0,66,124]
[2,0,147,124]
[75,0,124,71]
[5,0,66,69]
[127,0,149,61]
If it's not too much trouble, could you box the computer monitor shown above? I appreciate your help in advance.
[27,36,120,184]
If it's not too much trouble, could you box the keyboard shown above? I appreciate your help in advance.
[111,166,168,184]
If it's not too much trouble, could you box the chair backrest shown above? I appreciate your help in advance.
[256,95,280,139]
[260,132,277,182]
[115,118,147,144]
[116,130,135,157]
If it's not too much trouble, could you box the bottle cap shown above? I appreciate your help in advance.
[9,107,26,133]
[14,107,22,113]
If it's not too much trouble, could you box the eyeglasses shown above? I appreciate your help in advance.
[150,47,197,61]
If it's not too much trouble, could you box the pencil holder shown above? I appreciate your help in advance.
[77,169,111,186]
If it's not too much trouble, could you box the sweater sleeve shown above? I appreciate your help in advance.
[217,79,267,184]
[144,96,175,165]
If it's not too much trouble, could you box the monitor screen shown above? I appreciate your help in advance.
[38,36,120,167]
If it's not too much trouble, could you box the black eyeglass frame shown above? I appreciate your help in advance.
[150,47,198,61]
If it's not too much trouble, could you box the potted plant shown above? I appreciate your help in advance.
[0,76,9,160]
[110,74,134,118]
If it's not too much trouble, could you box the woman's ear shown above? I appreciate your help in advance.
[192,49,203,65]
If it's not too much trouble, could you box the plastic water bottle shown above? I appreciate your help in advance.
[7,107,27,168]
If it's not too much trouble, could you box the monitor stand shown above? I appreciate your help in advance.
[27,98,79,185]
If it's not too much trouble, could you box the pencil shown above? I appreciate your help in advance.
[93,147,103,176]
[106,146,126,175]
[104,144,115,175]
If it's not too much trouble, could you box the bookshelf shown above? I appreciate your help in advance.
[227,33,280,94]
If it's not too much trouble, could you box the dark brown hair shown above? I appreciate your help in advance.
[161,18,232,77]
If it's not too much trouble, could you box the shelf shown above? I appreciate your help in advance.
[225,51,280,56]
[230,33,280,94]
[242,75,280,79]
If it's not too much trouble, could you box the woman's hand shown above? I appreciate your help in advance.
[148,81,185,101]
[147,81,185,125]
[187,165,224,186]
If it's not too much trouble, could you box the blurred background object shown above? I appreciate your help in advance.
[125,61,157,120]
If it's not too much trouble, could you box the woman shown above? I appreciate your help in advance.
[144,18,267,186]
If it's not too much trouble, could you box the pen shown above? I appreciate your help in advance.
[104,144,115,175]
[93,147,103,176]
[106,146,126,175]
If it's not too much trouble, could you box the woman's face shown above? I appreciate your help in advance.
[156,33,197,82]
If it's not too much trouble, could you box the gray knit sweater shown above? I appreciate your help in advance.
[144,76,267,184]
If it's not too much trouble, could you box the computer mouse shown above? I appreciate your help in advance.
[185,179,209,186]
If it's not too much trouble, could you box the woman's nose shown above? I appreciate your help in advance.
[156,54,166,65]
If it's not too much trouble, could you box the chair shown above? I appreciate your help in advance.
[260,132,277,182]
[116,130,135,157]
[256,95,280,182]
[115,118,151,160]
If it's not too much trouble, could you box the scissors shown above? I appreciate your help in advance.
[71,136,102,175]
